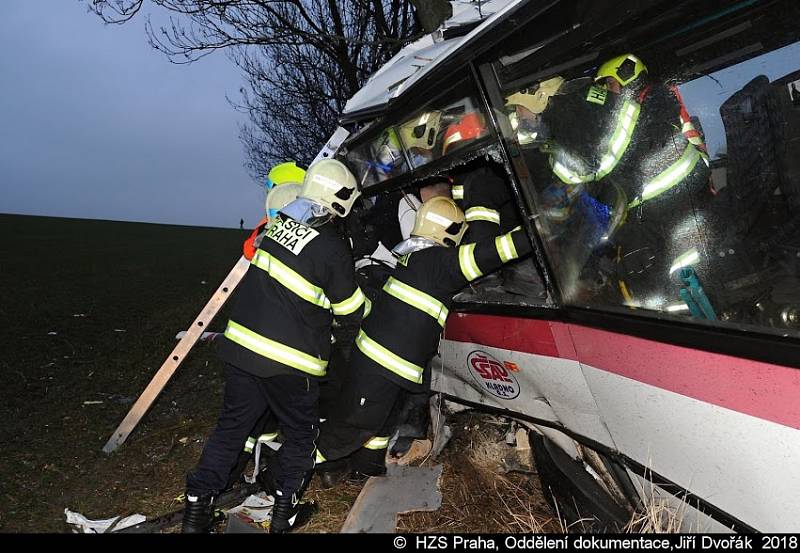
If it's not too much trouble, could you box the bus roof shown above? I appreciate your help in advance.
[343,0,525,120]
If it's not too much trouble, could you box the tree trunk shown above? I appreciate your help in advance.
[411,0,452,33]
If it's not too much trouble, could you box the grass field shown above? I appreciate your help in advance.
[0,214,245,532]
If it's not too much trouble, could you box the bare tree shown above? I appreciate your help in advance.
[409,0,452,33]
[86,1,419,179]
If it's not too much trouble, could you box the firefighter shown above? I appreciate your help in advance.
[443,112,520,242]
[242,161,306,261]
[397,110,443,167]
[351,176,453,462]
[182,159,367,534]
[539,54,712,309]
[229,163,305,489]
[592,54,712,309]
[314,196,532,481]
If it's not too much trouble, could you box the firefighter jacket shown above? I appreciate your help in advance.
[452,165,520,241]
[544,82,710,213]
[218,214,367,380]
[543,81,712,305]
[354,227,532,391]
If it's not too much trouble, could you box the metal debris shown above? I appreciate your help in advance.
[340,464,443,533]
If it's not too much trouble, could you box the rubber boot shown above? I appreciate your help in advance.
[315,458,350,489]
[270,490,300,534]
[270,471,316,533]
[181,492,215,534]
[349,446,387,482]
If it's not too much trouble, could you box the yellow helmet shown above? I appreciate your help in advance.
[265,183,301,219]
[595,54,647,87]
[397,111,442,151]
[267,161,306,189]
[411,197,467,247]
[299,159,360,217]
[505,76,565,115]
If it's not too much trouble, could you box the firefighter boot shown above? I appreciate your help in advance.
[270,471,316,533]
[181,492,215,534]
[270,490,298,534]
[349,446,387,482]
[316,458,350,489]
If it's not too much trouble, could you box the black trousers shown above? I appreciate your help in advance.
[316,350,403,462]
[187,363,319,496]
[225,408,280,489]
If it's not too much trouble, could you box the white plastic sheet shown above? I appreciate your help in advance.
[64,509,146,533]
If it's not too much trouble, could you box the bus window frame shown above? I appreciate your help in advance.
[341,74,499,193]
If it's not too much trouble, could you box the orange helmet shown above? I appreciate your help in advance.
[442,112,488,155]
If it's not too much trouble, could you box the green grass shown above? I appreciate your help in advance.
[0,214,246,532]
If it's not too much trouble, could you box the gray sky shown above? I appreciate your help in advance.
[0,1,266,228]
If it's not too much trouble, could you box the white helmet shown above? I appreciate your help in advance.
[505,76,565,115]
[411,197,467,247]
[299,159,360,217]
[265,183,301,220]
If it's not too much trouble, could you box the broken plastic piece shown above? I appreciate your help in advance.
[226,492,275,524]
[64,509,146,533]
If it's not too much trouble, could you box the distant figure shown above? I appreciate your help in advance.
[791,82,800,107]
[239,218,244,230]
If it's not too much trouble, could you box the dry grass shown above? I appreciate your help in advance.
[623,476,689,533]
[230,412,690,534]
[397,413,558,533]
[295,480,365,533]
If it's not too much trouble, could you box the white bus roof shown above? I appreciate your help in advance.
[343,0,526,117]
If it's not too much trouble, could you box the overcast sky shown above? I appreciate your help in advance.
[0,1,266,229]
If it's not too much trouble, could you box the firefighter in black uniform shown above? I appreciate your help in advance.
[451,162,520,243]
[181,159,368,534]
[314,196,532,479]
[451,159,538,298]
[539,54,712,310]
[592,54,712,311]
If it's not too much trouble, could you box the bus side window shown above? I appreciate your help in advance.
[492,0,800,338]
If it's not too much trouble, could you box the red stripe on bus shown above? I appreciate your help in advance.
[444,313,800,431]
[445,313,565,359]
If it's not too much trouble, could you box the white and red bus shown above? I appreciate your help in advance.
[334,0,800,532]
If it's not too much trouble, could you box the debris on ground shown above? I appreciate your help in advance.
[393,439,432,466]
[226,492,274,524]
[398,411,558,533]
[64,509,146,533]
[341,464,443,533]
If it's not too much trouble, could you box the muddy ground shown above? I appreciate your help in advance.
[0,214,554,533]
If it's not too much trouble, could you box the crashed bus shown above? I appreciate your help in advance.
[328,0,800,533]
